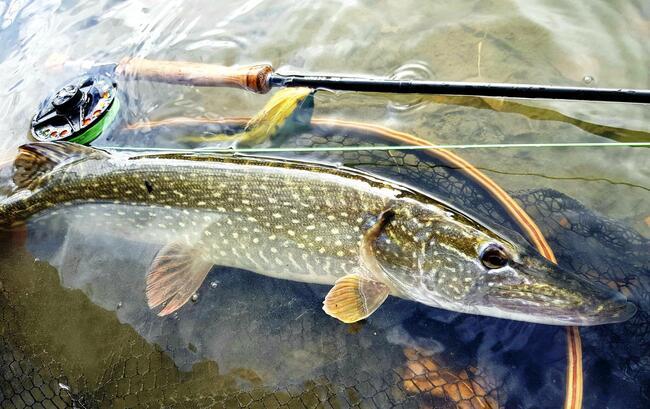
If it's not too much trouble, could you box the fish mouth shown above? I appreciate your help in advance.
[487,284,637,326]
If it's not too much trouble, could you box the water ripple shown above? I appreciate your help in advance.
[386,60,434,113]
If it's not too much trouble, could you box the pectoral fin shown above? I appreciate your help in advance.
[145,241,213,316]
[323,209,396,323]
[322,273,389,323]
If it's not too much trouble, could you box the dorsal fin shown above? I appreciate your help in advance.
[13,142,107,189]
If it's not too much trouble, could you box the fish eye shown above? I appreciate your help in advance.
[480,244,509,269]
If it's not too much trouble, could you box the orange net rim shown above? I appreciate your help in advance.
[130,115,582,408]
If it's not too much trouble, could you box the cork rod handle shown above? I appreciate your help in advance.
[117,58,274,93]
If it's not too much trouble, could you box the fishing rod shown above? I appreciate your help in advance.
[32,56,650,146]
[115,58,650,104]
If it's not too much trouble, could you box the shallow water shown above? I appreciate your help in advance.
[0,0,648,408]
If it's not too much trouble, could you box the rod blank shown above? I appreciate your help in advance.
[270,74,650,103]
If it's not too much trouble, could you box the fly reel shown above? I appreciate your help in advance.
[31,73,119,145]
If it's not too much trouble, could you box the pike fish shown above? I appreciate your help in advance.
[0,142,637,325]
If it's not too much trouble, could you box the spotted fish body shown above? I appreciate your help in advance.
[0,143,636,325]
[3,145,416,286]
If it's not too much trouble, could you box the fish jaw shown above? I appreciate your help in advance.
[465,301,636,326]
[404,258,637,326]
[477,253,637,326]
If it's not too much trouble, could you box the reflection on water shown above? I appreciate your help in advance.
[0,0,648,408]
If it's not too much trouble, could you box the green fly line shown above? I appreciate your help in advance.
[103,141,650,154]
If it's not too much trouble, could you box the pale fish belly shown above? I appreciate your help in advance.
[198,217,362,285]
[29,202,365,286]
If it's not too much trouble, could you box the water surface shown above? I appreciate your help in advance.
[0,0,648,408]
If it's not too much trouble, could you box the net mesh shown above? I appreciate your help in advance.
[0,123,647,408]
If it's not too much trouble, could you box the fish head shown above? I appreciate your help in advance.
[466,238,636,326]
[372,200,636,326]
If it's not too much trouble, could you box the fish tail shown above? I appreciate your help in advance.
[0,142,109,228]
[11,142,108,189]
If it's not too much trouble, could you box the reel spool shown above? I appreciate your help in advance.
[31,74,119,145]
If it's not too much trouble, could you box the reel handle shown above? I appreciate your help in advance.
[117,58,274,93]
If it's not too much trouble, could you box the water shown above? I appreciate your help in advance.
[0,0,648,408]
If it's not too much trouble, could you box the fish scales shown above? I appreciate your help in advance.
[0,142,636,325]
[3,151,405,284]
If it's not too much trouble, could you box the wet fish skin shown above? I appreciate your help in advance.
[0,142,636,325]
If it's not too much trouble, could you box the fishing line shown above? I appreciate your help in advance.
[102,141,650,153]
